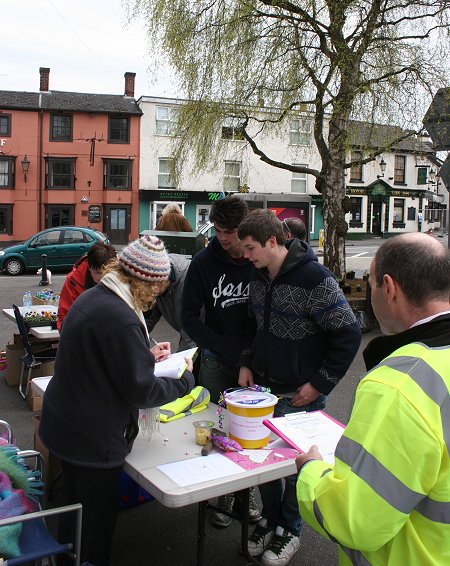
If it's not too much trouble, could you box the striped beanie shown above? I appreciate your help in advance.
[119,235,170,282]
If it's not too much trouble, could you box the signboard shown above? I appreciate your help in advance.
[88,205,102,223]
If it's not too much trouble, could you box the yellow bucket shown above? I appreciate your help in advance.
[225,390,278,448]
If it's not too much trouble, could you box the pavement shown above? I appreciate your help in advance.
[0,265,383,566]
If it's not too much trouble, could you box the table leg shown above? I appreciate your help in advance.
[196,500,208,566]
[237,488,261,565]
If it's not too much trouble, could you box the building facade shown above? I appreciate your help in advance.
[138,96,446,239]
[0,68,142,246]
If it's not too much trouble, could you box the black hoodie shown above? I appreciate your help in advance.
[181,236,255,367]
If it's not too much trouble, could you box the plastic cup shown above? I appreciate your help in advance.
[193,420,214,446]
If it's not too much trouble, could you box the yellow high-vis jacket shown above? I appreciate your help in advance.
[297,342,450,565]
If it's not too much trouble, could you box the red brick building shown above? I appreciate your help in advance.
[0,68,142,245]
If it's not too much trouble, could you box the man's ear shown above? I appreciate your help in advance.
[383,274,398,303]
[267,235,277,248]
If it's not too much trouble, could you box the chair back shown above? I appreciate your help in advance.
[12,304,35,362]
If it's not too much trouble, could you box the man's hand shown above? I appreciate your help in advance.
[238,366,254,387]
[296,445,322,471]
[184,357,194,373]
[151,341,171,362]
[291,382,320,407]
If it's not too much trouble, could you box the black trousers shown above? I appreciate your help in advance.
[58,460,122,566]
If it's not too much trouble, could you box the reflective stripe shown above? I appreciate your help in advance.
[313,500,372,565]
[415,497,450,523]
[336,436,424,514]
[382,355,450,454]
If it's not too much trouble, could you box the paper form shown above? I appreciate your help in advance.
[263,411,345,465]
[157,453,243,487]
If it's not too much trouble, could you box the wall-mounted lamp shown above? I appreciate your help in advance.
[21,154,30,182]
[81,196,89,203]
[428,168,437,185]
[377,158,386,179]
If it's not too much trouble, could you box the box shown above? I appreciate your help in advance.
[32,415,62,488]
[4,338,56,387]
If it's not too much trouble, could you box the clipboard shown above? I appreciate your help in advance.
[263,410,345,464]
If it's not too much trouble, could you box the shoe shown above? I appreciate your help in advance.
[211,493,235,528]
[261,526,300,566]
[248,486,262,523]
[235,487,262,523]
[247,518,275,557]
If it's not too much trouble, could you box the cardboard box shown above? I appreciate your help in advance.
[4,339,56,387]
[32,414,62,488]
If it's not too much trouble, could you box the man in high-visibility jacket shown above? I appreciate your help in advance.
[296,232,450,565]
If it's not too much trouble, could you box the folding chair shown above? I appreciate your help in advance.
[12,304,57,399]
[0,421,82,566]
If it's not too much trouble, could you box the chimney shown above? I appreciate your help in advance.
[124,72,136,97]
[39,67,50,92]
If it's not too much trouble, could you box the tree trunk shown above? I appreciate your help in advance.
[321,112,349,280]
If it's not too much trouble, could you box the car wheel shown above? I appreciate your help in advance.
[4,258,25,276]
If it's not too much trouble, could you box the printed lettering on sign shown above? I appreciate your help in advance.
[212,274,249,308]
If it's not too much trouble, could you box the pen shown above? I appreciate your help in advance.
[149,336,159,347]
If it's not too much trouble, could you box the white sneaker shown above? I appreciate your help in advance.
[261,526,300,566]
[247,518,275,557]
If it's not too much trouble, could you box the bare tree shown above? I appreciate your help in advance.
[128,0,449,277]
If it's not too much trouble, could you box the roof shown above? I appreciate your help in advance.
[0,90,142,115]
[349,121,435,154]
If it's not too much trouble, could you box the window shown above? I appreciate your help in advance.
[158,158,176,189]
[46,158,76,189]
[350,197,363,227]
[50,114,72,141]
[155,106,179,136]
[350,151,363,182]
[222,117,245,140]
[0,157,15,188]
[63,229,90,244]
[417,166,428,185]
[31,229,62,246]
[108,115,130,143]
[223,161,241,191]
[289,118,312,146]
[46,205,74,227]
[393,198,405,224]
[103,159,132,189]
[394,155,406,184]
[0,113,11,136]
[0,205,13,234]
[291,164,307,193]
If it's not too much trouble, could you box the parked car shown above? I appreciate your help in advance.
[0,227,110,276]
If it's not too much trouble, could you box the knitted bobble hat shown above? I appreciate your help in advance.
[119,235,170,282]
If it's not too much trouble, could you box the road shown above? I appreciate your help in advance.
[0,260,380,566]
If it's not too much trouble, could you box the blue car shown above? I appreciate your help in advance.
[0,227,110,276]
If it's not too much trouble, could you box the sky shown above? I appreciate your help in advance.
[1,0,180,98]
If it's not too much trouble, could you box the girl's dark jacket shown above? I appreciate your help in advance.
[39,283,195,468]
[243,239,362,396]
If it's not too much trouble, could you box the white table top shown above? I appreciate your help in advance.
[29,326,60,340]
[2,305,58,322]
[31,376,52,398]
[124,404,297,509]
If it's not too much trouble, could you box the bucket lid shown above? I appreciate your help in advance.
[225,389,278,409]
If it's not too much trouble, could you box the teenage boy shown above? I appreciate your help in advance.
[182,195,260,527]
[238,209,361,566]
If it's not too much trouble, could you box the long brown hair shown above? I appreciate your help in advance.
[102,258,169,311]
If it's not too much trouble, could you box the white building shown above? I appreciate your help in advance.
[138,96,446,239]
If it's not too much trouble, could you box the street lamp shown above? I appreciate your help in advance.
[377,157,386,179]
[428,168,437,185]
[21,155,30,182]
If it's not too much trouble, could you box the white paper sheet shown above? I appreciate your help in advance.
[264,411,345,465]
[157,453,244,487]
[154,347,198,379]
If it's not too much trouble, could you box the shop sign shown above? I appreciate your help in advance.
[88,205,102,223]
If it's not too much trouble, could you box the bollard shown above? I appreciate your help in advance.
[39,254,50,286]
